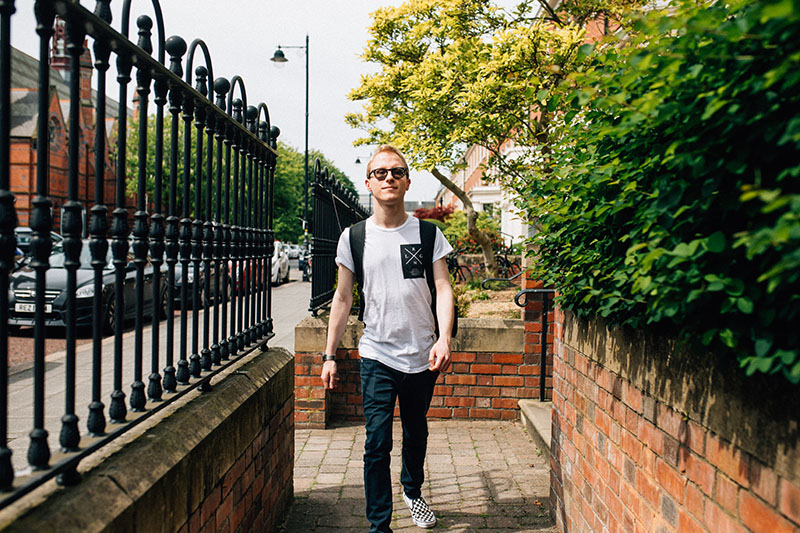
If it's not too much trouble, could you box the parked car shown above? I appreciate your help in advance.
[286,244,301,259]
[14,227,63,255]
[172,261,226,309]
[8,242,166,333]
[225,241,290,293]
[272,241,290,285]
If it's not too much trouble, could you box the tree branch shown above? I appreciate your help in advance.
[535,0,562,26]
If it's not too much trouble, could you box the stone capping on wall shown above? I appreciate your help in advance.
[295,315,526,353]
[0,348,295,533]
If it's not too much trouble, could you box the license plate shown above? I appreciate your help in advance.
[14,303,52,313]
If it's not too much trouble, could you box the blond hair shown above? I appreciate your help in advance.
[365,145,409,178]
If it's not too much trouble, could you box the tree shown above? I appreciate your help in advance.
[123,116,355,243]
[347,0,648,274]
[272,143,357,242]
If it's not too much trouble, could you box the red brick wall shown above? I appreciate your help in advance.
[180,395,294,533]
[551,315,800,533]
[294,296,556,428]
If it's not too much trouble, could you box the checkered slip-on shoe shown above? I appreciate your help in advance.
[402,492,437,529]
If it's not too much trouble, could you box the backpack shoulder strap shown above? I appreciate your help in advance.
[419,219,458,338]
[349,220,367,321]
[419,220,437,295]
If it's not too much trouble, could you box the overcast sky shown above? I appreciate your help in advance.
[10,0,444,202]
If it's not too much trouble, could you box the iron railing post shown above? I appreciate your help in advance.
[0,0,16,489]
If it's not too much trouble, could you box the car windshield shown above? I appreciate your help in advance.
[49,245,114,270]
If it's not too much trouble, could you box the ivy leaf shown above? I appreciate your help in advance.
[754,338,773,357]
[719,329,737,348]
[577,43,594,61]
[777,350,797,366]
[706,232,726,253]
[736,298,754,314]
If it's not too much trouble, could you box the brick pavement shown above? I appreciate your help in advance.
[279,420,556,532]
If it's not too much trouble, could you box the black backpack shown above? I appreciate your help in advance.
[349,219,458,337]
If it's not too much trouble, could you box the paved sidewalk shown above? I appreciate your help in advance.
[6,270,309,474]
[280,420,556,532]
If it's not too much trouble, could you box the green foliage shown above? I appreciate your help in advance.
[464,279,483,291]
[123,113,196,214]
[452,272,471,317]
[442,210,500,253]
[123,117,355,243]
[518,0,800,382]
[349,0,649,178]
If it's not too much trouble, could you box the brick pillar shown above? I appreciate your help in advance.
[293,351,328,428]
[522,274,555,401]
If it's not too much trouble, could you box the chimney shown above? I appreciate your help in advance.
[80,39,94,127]
[51,17,96,144]
[49,17,69,76]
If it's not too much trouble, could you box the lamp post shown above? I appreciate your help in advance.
[354,154,372,212]
[271,35,309,248]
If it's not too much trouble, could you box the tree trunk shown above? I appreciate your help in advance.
[430,168,498,278]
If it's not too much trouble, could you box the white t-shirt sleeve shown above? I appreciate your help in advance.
[336,226,355,273]
[432,227,453,263]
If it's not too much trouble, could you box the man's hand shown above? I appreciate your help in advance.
[321,360,338,389]
[429,337,451,372]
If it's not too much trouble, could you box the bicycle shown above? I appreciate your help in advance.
[478,243,523,288]
[496,246,521,279]
[446,248,473,284]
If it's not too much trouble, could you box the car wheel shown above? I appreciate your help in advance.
[158,286,168,320]
[103,295,116,335]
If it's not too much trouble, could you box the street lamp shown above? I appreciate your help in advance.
[271,35,310,248]
[354,154,373,212]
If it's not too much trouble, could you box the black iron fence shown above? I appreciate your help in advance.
[308,160,369,314]
[0,0,279,506]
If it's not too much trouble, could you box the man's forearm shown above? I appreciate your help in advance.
[435,285,454,340]
[325,291,353,355]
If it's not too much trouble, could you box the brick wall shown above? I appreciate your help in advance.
[294,310,555,428]
[551,313,800,533]
[180,395,294,533]
[0,349,295,533]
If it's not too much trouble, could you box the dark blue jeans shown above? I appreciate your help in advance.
[360,358,439,533]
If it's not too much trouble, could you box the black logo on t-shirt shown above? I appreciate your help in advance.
[401,244,424,279]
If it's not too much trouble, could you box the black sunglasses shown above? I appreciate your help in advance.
[368,167,408,180]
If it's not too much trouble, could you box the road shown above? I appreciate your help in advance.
[5,261,312,474]
[6,260,310,375]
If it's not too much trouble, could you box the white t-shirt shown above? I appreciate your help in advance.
[336,215,453,373]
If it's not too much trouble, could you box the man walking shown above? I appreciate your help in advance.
[321,145,454,532]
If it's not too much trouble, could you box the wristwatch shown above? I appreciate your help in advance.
[322,353,336,362]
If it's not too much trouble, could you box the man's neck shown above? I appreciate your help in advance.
[371,203,408,229]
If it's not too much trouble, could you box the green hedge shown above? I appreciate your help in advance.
[524,0,800,381]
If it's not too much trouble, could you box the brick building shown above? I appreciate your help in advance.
[9,17,129,233]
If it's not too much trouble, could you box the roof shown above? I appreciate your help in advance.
[10,46,131,139]
[10,89,37,137]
